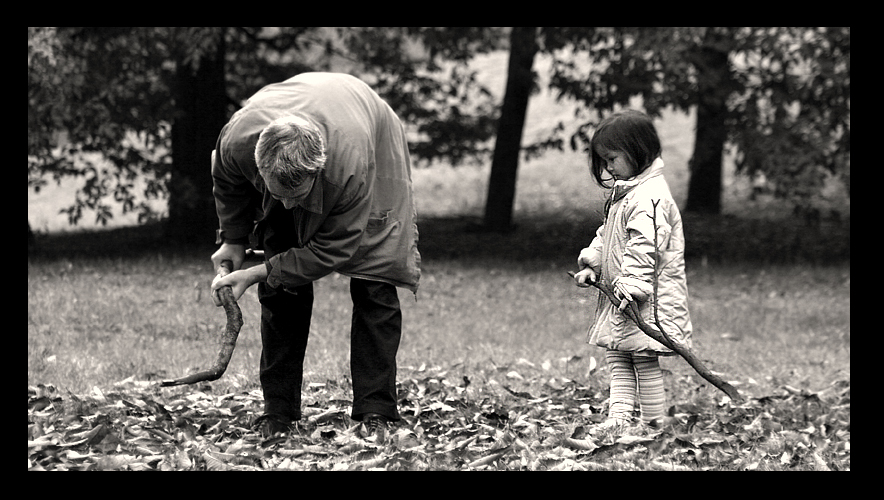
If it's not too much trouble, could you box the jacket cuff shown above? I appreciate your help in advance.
[613,276,653,301]
[215,228,251,246]
[265,255,281,289]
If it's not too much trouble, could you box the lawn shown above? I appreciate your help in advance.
[26,236,851,471]
[28,52,849,470]
[27,181,850,471]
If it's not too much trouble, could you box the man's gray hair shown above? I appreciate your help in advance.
[255,115,327,190]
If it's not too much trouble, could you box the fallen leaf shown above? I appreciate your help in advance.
[616,434,656,446]
[810,452,831,471]
[467,446,511,469]
[563,437,597,452]
[203,451,231,471]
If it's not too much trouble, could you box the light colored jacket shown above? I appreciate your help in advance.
[583,158,692,355]
[212,72,420,293]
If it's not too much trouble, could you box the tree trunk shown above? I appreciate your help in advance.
[167,30,228,243]
[685,29,734,215]
[483,27,538,232]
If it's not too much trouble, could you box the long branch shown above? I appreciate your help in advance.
[648,200,679,353]
[161,261,244,387]
[648,200,741,402]
[569,271,743,403]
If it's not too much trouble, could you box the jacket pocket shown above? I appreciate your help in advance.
[610,297,655,335]
[352,210,400,263]
[366,210,394,235]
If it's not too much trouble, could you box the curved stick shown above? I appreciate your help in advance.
[161,261,244,387]
[568,271,743,403]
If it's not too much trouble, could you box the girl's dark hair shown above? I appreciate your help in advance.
[589,109,662,188]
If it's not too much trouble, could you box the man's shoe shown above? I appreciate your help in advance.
[360,413,389,443]
[252,413,293,438]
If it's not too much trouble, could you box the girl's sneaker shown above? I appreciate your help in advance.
[589,417,633,437]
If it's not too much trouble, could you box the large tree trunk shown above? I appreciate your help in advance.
[685,29,734,215]
[167,30,228,243]
[483,27,538,232]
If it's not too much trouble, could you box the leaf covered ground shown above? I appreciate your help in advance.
[28,360,850,471]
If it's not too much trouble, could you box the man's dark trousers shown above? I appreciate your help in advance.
[256,200,403,423]
[257,274,402,423]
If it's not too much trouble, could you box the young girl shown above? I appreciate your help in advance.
[573,109,692,431]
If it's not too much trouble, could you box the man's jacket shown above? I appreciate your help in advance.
[212,72,421,293]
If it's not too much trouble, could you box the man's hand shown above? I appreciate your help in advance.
[211,265,269,305]
[212,243,246,275]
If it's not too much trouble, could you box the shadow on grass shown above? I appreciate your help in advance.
[28,212,849,266]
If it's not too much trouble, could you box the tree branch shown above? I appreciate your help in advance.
[648,200,679,351]
[647,200,742,402]
[570,271,742,402]
[161,261,243,387]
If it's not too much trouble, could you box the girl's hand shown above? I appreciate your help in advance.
[573,268,597,287]
[577,247,594,270]
[612,279,649,311]
[613,282,634,311]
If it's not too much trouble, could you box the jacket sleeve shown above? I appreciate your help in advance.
[620,197,673,299]
[265,179,371,289]
[581,223,605,271]
[212,148,259,244]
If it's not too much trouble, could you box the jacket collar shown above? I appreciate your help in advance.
[297,175,324,214]
[611,157,664,202]
[297,115,326,215]
[264,174,324,215]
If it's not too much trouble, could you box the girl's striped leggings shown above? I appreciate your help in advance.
[605,349,665,424]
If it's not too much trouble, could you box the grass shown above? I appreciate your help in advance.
[27,241,850,398]
[28,156,850,471]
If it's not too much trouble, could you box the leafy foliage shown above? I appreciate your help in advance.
[29,27,848,231]
[28,27,177,226]
[336,27,504,167]
[549,27,849,216]
[28,361,849,471]
[27,27,504,229]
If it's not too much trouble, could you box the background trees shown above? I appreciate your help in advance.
[28,27,503,241]
[542,27,849,219]
[28,27,849,241]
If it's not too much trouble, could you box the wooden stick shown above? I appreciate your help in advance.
[161,261,244,387]
[568,271,743,403]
